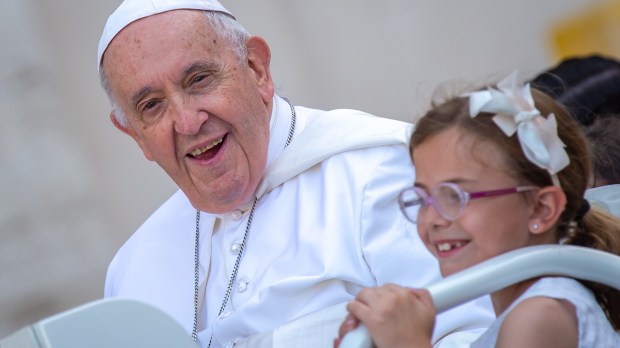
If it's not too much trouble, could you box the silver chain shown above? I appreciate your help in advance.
[192,97,296,346]
[192,209,201,342]
[281,96,296,147]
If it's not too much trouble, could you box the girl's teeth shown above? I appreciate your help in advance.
[438,242,452,252]
[437,241,465,252]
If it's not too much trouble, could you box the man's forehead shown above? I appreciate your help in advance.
[103,15,222,75]
[98,0,234,71]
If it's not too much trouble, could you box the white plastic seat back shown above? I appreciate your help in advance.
[339,244,620,348]
[0,298,198,348]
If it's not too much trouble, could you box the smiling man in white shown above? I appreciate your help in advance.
[97,1,493,347]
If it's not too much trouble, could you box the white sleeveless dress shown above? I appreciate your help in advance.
[471,277,620,347]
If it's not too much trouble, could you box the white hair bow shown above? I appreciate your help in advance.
[467,72,570,186]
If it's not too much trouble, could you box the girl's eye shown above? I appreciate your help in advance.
[447,191,460,203]
[409,198,425,207]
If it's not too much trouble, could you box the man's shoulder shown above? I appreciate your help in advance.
[115,190,196,255]
[256,104,413,198]
[296,106,414,163]
[105,189,197,297]
[136,190,194,234]
[299,106,412,131]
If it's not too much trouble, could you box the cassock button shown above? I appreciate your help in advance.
[230,243,242,254]
[230,209,243,221]
[220,311,231,318]
[238,280,248,293]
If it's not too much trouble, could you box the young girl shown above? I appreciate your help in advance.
[335,73,620,347]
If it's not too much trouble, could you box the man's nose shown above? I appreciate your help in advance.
[171,98,208,135]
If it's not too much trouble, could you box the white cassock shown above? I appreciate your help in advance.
[105,95,494,348]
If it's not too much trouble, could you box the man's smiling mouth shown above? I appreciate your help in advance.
[189,136,225,160]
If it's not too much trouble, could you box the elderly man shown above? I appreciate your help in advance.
[97,0,493,347]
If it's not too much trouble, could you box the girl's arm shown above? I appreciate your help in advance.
[497,297,577,348]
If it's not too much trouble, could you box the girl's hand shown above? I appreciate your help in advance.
[335,285,436,348]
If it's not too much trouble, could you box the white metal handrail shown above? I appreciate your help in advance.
[339,244,620,348]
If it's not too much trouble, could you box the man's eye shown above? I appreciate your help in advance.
[142,100,158,111]
[193,75,206,83]
[190,73,216,88]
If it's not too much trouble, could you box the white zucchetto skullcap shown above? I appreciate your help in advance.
[97,0,235,70]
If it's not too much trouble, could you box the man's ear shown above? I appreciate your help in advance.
[245,36,274,105]
[528,186,567,234]
[110,112,154,161]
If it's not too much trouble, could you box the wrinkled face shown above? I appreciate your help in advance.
[102,10,274,213]
[412,127,534,276]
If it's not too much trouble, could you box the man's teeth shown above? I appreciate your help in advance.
[437,241,465,252]
[190,138,223,157]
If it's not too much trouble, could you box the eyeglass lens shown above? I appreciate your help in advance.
[433,184,463,220]
[400,183,465,223]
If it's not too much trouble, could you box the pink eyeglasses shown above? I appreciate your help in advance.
[398,182,538,223]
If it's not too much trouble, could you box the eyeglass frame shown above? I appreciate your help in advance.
[398,182,538,223]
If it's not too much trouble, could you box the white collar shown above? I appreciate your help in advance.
[265,95,295,169]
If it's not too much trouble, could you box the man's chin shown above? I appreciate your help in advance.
[191,189,254,214]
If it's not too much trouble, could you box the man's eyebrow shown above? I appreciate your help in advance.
[130,87,152,108]
[184,61,217,75]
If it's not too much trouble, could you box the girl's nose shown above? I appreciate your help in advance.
[418,202,451,228]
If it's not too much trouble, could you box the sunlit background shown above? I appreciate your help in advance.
[1,0,619,337]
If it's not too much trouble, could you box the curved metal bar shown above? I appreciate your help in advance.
[339,245,620,348]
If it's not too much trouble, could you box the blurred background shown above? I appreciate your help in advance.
[1,0,619,337]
